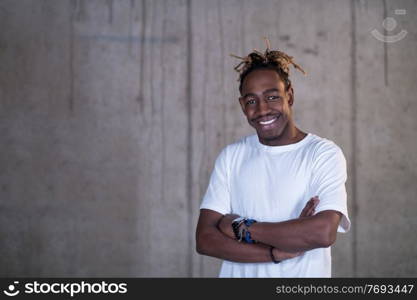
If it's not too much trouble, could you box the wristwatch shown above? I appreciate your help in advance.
[231,217,245,241]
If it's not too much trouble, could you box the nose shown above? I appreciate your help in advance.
[256,98,272,116]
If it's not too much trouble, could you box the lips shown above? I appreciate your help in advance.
[259,118,276,125]
[256,115,280,127]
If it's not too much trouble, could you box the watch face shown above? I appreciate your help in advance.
[232,217,245,223]
[231,217,245,241]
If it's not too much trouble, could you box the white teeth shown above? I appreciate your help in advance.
[259,117,277,125]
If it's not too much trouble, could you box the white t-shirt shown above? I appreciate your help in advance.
[200,133,350,277]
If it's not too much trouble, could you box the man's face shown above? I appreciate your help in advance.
[239,69,294,145]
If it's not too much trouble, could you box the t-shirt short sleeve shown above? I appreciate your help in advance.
[200,147,232,215]
[310,143,351,233]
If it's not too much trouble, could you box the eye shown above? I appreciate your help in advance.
[266,95,280,101]
[246,99,256,106]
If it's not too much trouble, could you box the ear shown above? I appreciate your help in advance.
[287,85,294,106]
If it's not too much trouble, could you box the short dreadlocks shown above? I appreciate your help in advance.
[230,38,306,94]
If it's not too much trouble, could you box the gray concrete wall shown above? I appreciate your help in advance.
[0,0,416,277]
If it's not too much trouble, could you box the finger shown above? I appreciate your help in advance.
[306,199,316,213]
[307,200,320,216]
[299,207,307,218]
[299,204,309,217]
[311,197,320,212]
[305,197,318,216]
[303,196,320,217]
[305,207,314,217]
[308,197,319,209]
[300,198,314,217]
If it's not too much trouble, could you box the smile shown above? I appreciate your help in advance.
[258,115,280,126]
[259,118,276,125]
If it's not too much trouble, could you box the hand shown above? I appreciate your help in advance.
[299,196,320,218]
[218,197,319,254]
[272,247,304,261]
[217,214,240,239]
[269,196,319,262]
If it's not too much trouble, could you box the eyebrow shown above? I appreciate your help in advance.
[242,88,280,98]
[263,88,280,94]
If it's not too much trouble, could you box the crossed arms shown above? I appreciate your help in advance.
[196,197,342,263]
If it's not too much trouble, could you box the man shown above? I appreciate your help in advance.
[195,40,350,277]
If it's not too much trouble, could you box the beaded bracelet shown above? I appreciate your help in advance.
[243,218,257,244]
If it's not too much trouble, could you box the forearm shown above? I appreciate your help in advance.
[250,211,341,252]
[197,226,272,263]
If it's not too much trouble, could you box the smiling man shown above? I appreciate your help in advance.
[195,40,351,278]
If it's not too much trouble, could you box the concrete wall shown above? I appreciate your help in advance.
[0,0,416,277]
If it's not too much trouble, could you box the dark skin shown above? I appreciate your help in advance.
[238,69,305,146]
[196,69,342,262]
[196,197,320,262]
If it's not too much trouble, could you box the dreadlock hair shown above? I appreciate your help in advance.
[230,37,306,94]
